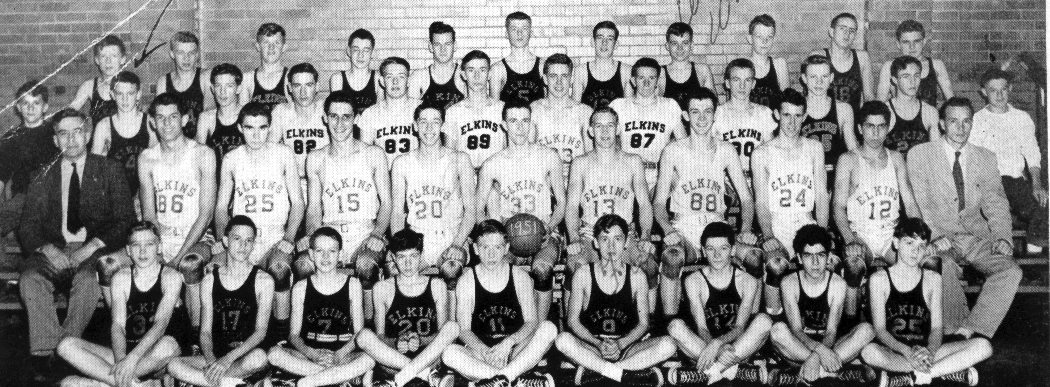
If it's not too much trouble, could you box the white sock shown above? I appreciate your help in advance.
[722,364,740,380]
[914,371,933,385]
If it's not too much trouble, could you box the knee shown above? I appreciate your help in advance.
[655,335,678,355]
[267,345,288,364]
[441,345,465,365]
[535,320,557,340]
[853,322,875,342]
[860,344,882,364]
[971,337,993,359]
[439,321,461,337]
[530,260,554,292]
[554,332,577,351]
[355,249,381,290]
[155,336,181,358]
[178,253,209,286]
[667,318,688,337]
[293,252,314,279]
[770,321,794,344]
[243,348,268,370]
[750,313,772,332]
[999,263,1023,284]
[96,254,126,287]
[56,336,81,359]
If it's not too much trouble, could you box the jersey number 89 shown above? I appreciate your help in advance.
[466,134,491,150]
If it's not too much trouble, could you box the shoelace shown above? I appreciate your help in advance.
[674,368,708,385]
[771,369,799,386]
[887,374,915,387]
[940,370,969,384]
[737,366,762,383]
[514,375,547,387]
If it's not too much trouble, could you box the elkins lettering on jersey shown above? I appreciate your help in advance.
[623,121,667,133]
[499,179,546,200]
[538,133,582,149]
[459,120,503,135]
[722,128,763,142]
[376,125,415,138]
[215,298,253,315]
[587,308,628,326]
[479,305,519,321]
[887,304,928,320]
[705,303,738,331]
[325,178,375,198]
[407,185,453,204]
[387,306,436,325]
[305,307,349,326]
[127,301,158,319]
[158,179,199,197]
[770,173,813,192]
[803,309,828,331]
[680,178,722,196]
[235,179,286,197]
[285,128,326,139]
[582,185,632,204]
[854,186,899,206]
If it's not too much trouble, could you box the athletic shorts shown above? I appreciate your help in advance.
[414,223,458,268]
[769,213,816,254]
[672,213,725,250]
[850,221,895,258]
[570,225,644,267]
[159,224,215,264]
[251,225,285,265]
[326,221,375,265]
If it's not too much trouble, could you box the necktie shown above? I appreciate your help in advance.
[68,162,82,233]
[953,151,965,212]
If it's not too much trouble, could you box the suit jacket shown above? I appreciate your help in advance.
[18,154,135,254]
[907,138,1012,242]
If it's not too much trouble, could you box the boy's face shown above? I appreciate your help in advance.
[212,74,240,107]
[171,41,200,72]
[594,226,627,262]
[310,236,341,273]
[381,63,409,99]
[239,115,271,149]
[289,72,317,107]
[702,237,733,267]
[777,103,807,137]
[393,248,423,276]
[95,45,124,76]
[798,244,829,278]
[543,63,572,98]
[748,24,775,55]
[896,31,926,58]
[859,114,890,147]
[803,63,833,96]
[893,63,921,97]
[462,58,490,91]
[666,33,692,62]
[112,81,140,113]
[726,66,756,100]
[633,66,660,97]
[829,18,858,48]
[224,225,257,263]
[324,102,356,143]
[592,28,617,58]
[152,103,187,143]
[474,233,509,266]
[255,34,285,63]
[127,230,161,267]
[504,107,533,146]
[893,236,927,266]
[16,94,47,125]
[347,38,374,69]
[415,108,443,146]
[506,19,532,48]
[687,98,715,136]
[982,78,1011,109]
[429,33,455,64]
[590,111,618,149]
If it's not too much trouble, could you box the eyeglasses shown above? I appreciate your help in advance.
[799,252,829,260]
[862,123,889,130]
[326,113,355,122]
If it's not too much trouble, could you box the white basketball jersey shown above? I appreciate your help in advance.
[608,97,683,172]
[847,155,901,228]
[766,146,817,215]
[319,150,381,226]
[669,144,732,219]
[495,154,552,224]
[357,101,419,167]
[443,101,507,169]
[271,102,329,172]
[580,159,635,230]
[151,151,202,261]
[711,104,777,174]
[403,152,463,231]
[533,101,590,180]
[230,147,292,227]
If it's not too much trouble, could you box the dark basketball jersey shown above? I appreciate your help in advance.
[165,69,206,138]
[207,113,245,168]
[212,267,262,357]
[700,267,741,338]
[582,264,637,338]
[801,100,848,183]
[885,100,929,157]
[825,49,863,114]
[340,70,379,115]
[798,273,831,341]
[89,78,118,128]
[884,270,931,347]
[581,62,625,109]
[916,58,940,108]
[301,276,354,351]
[106,114,150,194]
[420,65,464,110]
[663,63,702,111]
[385,277,439,357]
[250,68,288,112]
[125,267,164,347]
[471,267,525,347]
[499,58,545,104]
[750,56,782,111]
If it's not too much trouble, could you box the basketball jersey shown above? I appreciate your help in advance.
[207,112,245,167]
[663,63,702,111]
[825,49,863,114]
[89,78,117,128]
[797,273,831,341]
[669,144,732,221]
[916,58,940,108]
[499,58,545,104]
[165,69,206,138]
[340,70,378,115]
[608,97,683,186]
[885,100,928,157]
[106,114,150,194]
[532,101,590,180]
[582,63,625,109]
[151,152,203,262]
[125,267,164,347]
[766,145,817,215]
[847,154,901,256]
[319,149,381,227]
[582,264,637,338]
[403,152,463,232]
[711,104,777,175]
[885,270,931,347]
[385,278,439,351]
[420,65,464,110]
[471,267,525,347]
[801,100,847,182]
[229,147,292,228]
[301,276,354,351]
[580,161,635,234]
[443,101,506,169]
[700,267,741,337]
[750,57,782,111]
[271,102,329,170]
[496,154,553,224]
[212,267,261,357]
[250,68,288,111]
[357,101,419,166]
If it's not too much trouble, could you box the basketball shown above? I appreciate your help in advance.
[506,213,547,257]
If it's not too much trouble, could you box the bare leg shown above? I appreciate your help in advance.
[441,345,500,381]
[769,322,814,362]
[59,336,180,385]
[706,314,772,375]
[614,336,677,370]
[267,346,326,376]
[186,283,202,327]
[667,318,708,359]
[555,333,626,382]
[297,352,375,387]
[393,322,460,386]
[356,329,411,370]
[168,349,269,387]
[833,323,875,363]
[861,344,915,373]
[929,338,992,377]
[499,321,558,381]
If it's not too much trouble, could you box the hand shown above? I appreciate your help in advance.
[111,354,140,387]
[366,234,385,252]
[815,345,842,372]
[277,240,294,255]
[664,231,683,246]
[994,239,1013,256]
[845,242,868,261]
[637,240,656,255]
[1034,188,1048,207]
[599,338,622,360]
[715,343,738,365]
[931,236,953,254]
[801,353,823,382]
[567,241,583,256]
[204,358,231,385]
[695,339,722,371]
[842,231,860,245]
[736,231,758,246]
[317,349,336,367]
[69,243,99,266]
[908,346,931,373]
[487,340,514,369]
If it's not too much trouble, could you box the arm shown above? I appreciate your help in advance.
[781,274,826,350]
[199,273,217,362]
[287,282,316,354]
[631,156,654,240]
[504,267,539,345]
[371,148,392,236]
[489,62,506,101]
[406,69,425,100]
[433,277,449,324]
[925,271,943,356]
[92,119,110,155]
[564,158,585,244]
[455,269,489,351]
[20,170,52,253]
[685,272,713,343]
[200,69,215,111]
[155,76,168,95]
[752,147,774,235]
[546,150,566,231]
[616,268,651,349]
[68,80,93,110]
[833,154,858,242]
[305,153,323,235]
[176,148,217,259]
[774,58,789,91]
[906,151,932,219]
[652,147,676,234]
[718,272,759,344]
[453,153,476,245]
[669,107,686,141]
[565,268,602,347]
[933,60,954,100]
[371,281,399,348]
[219,273,274,364]
[977,150,1013,242]
[338,278,364,354]
[724,146,753,234]
[892,152,921,219]
[812,142,830,227]
[620,64,634,98]
[110,270,131,360]
[571,64,586,102]
[281,148,305,242]
[876,61,893,101]
[139,155,157,224]
[195,110,215,144]
[237,73,253,108]
[126,268,184,359]
[923,105,941,143]
[821,276,846,349]
[858,51,875,103]
[474,163,496,221]
[699,63,715,91]
[839,102,857,151]
[869,272,913,355]
[329,73,343,93]
[389,158,408,233]
[213,155,235,239]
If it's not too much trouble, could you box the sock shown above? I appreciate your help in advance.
[601,366,624,382]
[914,371,932,385]
[722,364,739,380]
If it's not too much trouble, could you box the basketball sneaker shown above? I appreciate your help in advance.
[475,375,511,387]
[619,367,664,387]
[838,365,877,384]
[938,368,978,386]
[574,367,604,386]
[767,367,800,386]
[666,366,707,386]
[513,372,554,387]
[879,371,915,387]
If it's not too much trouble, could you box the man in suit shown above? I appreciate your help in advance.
[18,108,136,382]
[906,97,1021,341]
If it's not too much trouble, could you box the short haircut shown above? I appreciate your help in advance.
[461,50,491,69]
[348,28,376,48]
[210,63,244,85]
[470,219,508,243]
[52,108,88,130]
[801,55,832,76]
[288,62,319,83]
[939,97,974,120]
[388,228,424,254]
[111,71,141,90]
[379,56,410,77]
[169,31,200,49]
[780,88,807,112]
[980,68,1014,88]
[684,87,719,113]
[16,80,49,104]
[127,220,161,239]
[505,11,531,27]
[225,215,258,237]
[700,222,736,247]
[666,22,693,40]
[593,20,619,40]
[893,216,931,241]
[831,12,857,28]
[502,99,532,120]
[895,19,926,40]
[890,55,922,78]
[310,226,343,250]
[857,101,891,126]
[256,23,286,41]
[543,53,573,75]
[593,214,629,237]
[428,22,455,42]
[792,224,832,254]
[631,57,661,78]
[238,102,271,125]
[94,35,126,56]
[414,104,445,122]
[723,58,755,80]
[323,90,356,115]
[589,106,619,126]
[148,92,188,116]
[749,14,776,35]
